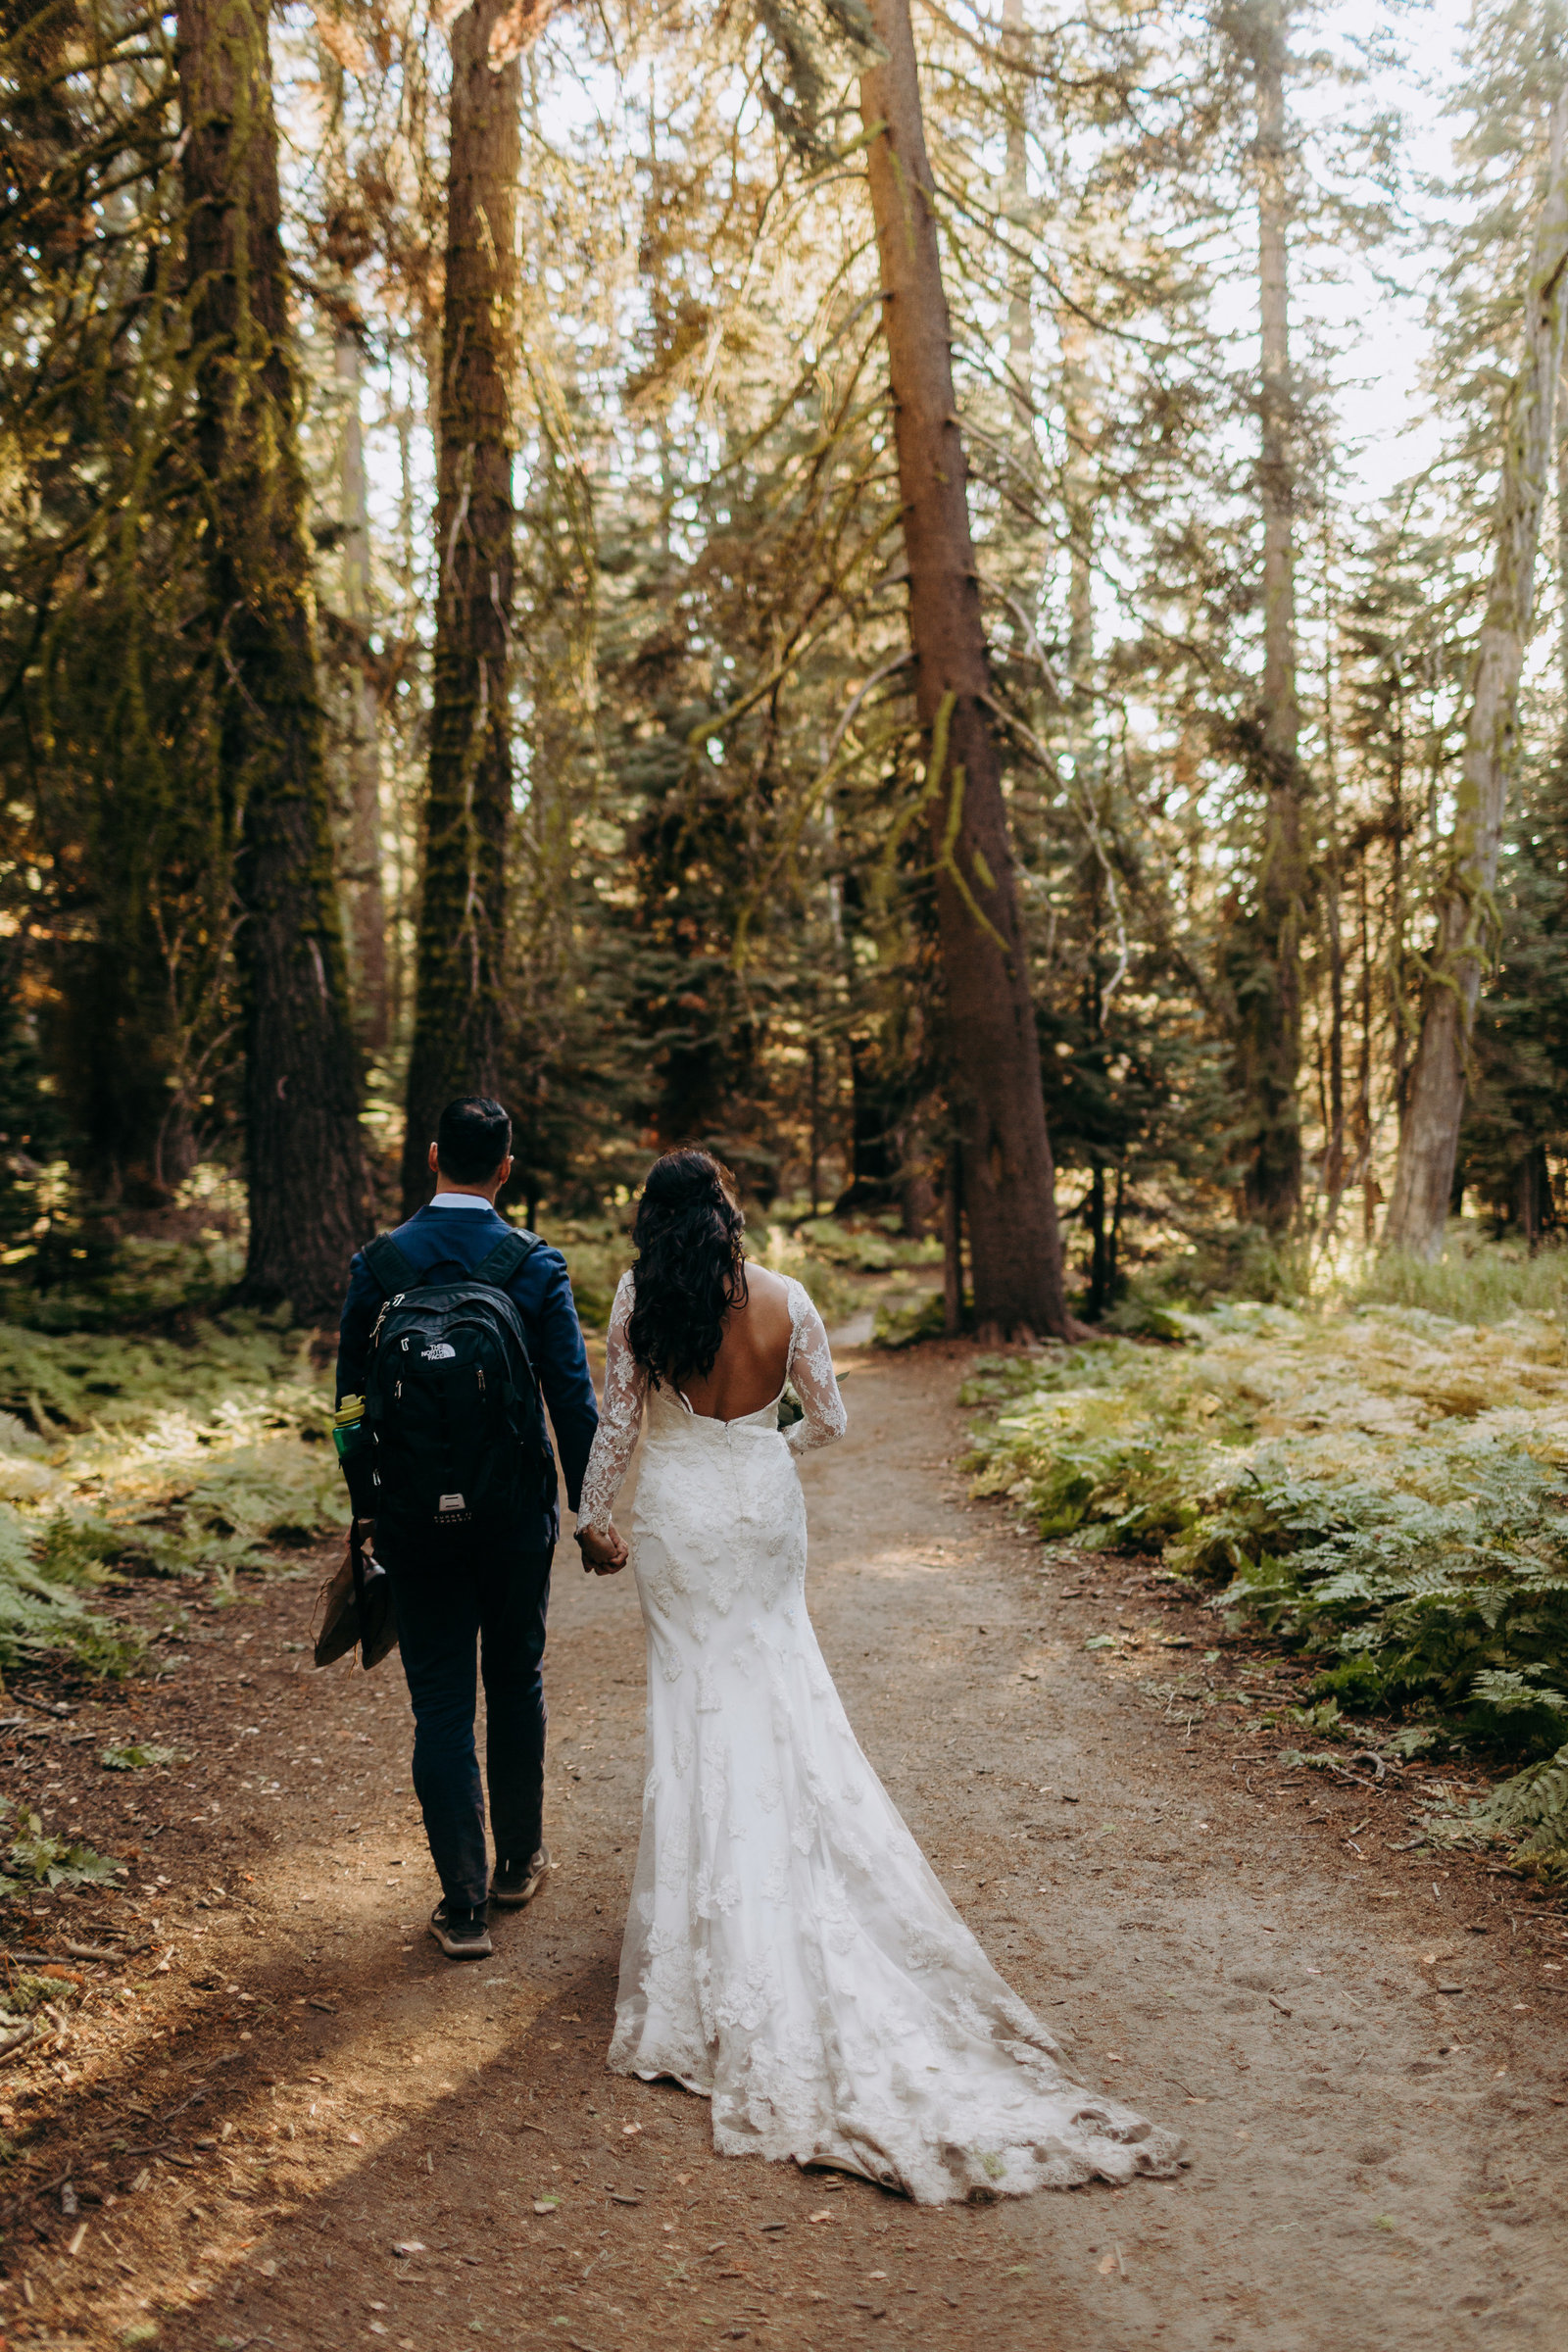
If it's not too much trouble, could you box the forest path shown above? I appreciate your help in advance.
[15,1342,1568,2352]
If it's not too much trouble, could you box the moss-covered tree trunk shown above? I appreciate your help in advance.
[399,0,524,1211]
[859,0,1070,1339]
[175,0,367,1314]
[1384,91,1568,1258]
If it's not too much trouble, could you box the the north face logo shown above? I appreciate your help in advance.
[421,1342,457,1361]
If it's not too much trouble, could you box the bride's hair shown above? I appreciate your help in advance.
[627,1149,748,1386]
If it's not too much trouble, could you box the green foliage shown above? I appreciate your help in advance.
[873,1291,948,1349]
[0,1310,345,1674]
[540,1214,880,1334]
[1456,752,1568,1240]
[0,989,68,1251]
[3,1974,74,2016]
[0,1798,121,1900]
[1284,1698,1352,1741]
[962,1300,1568,1782]
[1308,1654,1389,1707]
[532,1219,629,1333]
[1350,1241,1568,1324]
[99,1742,182,1771]
[792,1217,942,1274]
[0,1307,309,1436]
[0,1503,144,1678]
[1446,1740,1568,1873]
[0,1224,248,1334]
[1119,1231,1316,1313]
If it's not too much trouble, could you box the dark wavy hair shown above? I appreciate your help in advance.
[626,1149,748,1386]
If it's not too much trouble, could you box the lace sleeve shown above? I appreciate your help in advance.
[576,1271,646,1534]
[783,1279,848,1455]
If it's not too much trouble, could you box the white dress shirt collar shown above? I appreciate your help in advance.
[428,1192,495,1210]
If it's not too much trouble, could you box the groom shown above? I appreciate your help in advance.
[336,1096,617,1960]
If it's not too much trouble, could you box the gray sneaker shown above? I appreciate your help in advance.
[490,1845,552,1909]
[429,1899,492,1960]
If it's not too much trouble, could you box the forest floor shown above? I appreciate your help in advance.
[2,1336,1567,2352]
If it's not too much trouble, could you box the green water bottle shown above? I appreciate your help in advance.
[332,1394,366,1459]
[333,1395,374,1515]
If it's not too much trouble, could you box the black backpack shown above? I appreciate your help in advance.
[359,1229,553,1540]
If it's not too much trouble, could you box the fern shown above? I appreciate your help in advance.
[1446,1741,1568,1869]
[0,1800,121,1893]
[0,1312,350,1677]
[964,1300,1568,1801]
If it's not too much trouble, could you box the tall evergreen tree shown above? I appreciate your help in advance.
[401,0,529,1205]
[1385,85,1568,1256]
[1226,0,1309,1228]
[175,0,367,1310]
[859,0,1072,1339]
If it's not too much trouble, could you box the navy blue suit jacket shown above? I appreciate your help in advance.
[335,1203,599,1548]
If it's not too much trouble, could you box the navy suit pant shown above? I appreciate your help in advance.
[380,1531,552,1911]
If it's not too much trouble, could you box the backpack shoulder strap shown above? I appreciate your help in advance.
[363,1233,421,1298]
[472,1228,544,1293]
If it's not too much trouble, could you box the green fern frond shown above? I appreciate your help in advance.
[1449,1740,1568,1867]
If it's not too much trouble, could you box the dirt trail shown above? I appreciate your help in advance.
[4,1341,1567,2352]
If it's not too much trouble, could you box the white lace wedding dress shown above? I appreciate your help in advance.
[575,1271,1182,2204]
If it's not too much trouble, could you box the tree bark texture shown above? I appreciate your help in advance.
[1057,305,1096,693]
[175,0,367,1315]
[1321,563,1346,1211]
[859,0,1070,1338]
[1232,0,1306,1229]
[1383,90,1568,1258]
[1002,0,1032,443]
[1558,354,1568,705]
[401,0,522,1212]
[335,329,390,1056]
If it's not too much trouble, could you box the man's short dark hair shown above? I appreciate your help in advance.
[436,1097,512,1185]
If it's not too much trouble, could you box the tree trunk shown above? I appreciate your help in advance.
[336,328,391,1057]
[1559,350,1568,703]
[841,1036,900,1208]
[1383,89,1568,1257]
[1322,564,1346,1212]
[943,1137,964,1335]
[1388,737,1407,1129]
[1234,0,1306,1229]
[400,0,523,1212]
[1060,303,1095,694]
[1515,1144,1553,1248]
[1002,0,1032,443]
[1356,847,1375,1241]
[1324,859,1346,1202]
[859,0,1070,1338]
[1086,1162,1110,1320]
[175,0,366,1315]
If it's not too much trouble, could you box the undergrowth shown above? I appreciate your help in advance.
[961,1296,1568,1868]
[0,1204,896,1681]
[0,1796,121,1898]
[0,1312,344,1682]
[543,1212,890,1332]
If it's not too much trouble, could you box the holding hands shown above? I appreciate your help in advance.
[577,1520,628,1575]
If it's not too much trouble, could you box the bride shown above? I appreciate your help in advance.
[573,1149,1181,2205]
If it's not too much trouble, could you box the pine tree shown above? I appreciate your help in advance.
[858,0,1071,1338]
[401,0,529,1205]
[175,0,368,1309]
[1385,85,1568,1256]
[1226,0,1309,1229]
